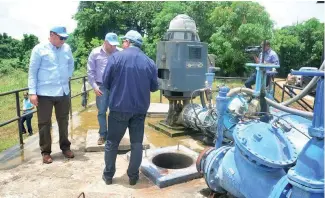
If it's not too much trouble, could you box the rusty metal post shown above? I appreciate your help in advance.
[69,79,72,118]
[281,85,285,102]
[82,77,87,108]
[15,92,23,147]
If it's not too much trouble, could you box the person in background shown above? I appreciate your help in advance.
[28,26,74,164]
[102,30,158,186]
[87,33,120,145]
[20,91,34,136]
[244,40,279,89]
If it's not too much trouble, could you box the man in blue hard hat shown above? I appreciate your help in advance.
[87,32,120,145]
[28,26,74,164]
[102,30,159,185]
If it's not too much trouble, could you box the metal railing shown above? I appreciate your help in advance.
[273,81,314,111]
[0,75,91,147]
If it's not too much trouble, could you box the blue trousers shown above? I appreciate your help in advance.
[96,85,109,138]
[103,111,146,180]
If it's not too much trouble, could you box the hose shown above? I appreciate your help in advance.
[265,97,313,119]
[281,60,324,106]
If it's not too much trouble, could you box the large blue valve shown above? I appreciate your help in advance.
[270,70,324,198]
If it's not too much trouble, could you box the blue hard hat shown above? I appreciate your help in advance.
[121,30,143,46]
[105,32,120,46]
[50,26,69,38]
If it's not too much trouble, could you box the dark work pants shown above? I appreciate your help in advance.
[20,114,33,134]
[103,111,146,181]
[37,95,71,155]
[245,72,270,89]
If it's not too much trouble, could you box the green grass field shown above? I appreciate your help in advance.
[0,70,245,152]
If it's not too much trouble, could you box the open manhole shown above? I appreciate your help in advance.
[152,152,194,169]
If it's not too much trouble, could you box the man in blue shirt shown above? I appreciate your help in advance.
[20,91,34,136]
[245,40,279,89]
[28,26,75,164]
[102,30,158,185]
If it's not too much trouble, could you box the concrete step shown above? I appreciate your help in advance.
[85,129,150,152]
[147,103,169,117]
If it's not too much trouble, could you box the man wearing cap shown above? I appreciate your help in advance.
[87,32,120,145]
[245,40,279,89]
[102,30,158,186]
[28,26,74,164]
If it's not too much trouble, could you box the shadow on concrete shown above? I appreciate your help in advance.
[50,149,90,163]
[113,172,154,190]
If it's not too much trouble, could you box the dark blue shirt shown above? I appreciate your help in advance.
[102,47,158,114]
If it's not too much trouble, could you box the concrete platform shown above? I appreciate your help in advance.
[147,103,169,117]
[148,121,199,137]
[85,129,150,152]
[126,145,201,188]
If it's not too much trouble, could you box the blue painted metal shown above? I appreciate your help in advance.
[215,86,230,148]
[233,121,298,169]
[205,72,215,89]
[291,70,325,76]
[246,63,280,96]
[198,120,296,198]
[269,107,311,154]
[269,71,324,198]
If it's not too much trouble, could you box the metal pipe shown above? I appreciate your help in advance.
[82,77,87,107]
[69,79,73,118]
[215,86,230,149]
[15,92,23,146]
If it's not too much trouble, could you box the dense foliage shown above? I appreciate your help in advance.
[0,1,323,78]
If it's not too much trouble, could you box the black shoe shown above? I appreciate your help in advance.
[102,175,112,185]
[29,133,33,136]
[129,178,138,186]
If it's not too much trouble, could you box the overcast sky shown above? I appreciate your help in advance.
[0,0,324,42]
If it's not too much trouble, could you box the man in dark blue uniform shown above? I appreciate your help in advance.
[102,30,159,185]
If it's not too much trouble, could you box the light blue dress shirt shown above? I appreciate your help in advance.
[23,98,33,114]
[28,42,74,96]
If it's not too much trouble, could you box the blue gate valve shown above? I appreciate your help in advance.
[269,69,324,198]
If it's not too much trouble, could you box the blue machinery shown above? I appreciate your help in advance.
[196,69,324,198]
[155,14,324,196]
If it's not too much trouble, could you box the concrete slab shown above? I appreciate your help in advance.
[148,121,199,137]
[127,145,202,188]
[85,129,150,152]
[147,103,169,117]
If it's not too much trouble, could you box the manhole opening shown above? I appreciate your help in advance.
[152,152,193,169]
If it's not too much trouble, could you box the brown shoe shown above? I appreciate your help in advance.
[97,137,105,145]
[42,154,53,164]
[62,150,75,158]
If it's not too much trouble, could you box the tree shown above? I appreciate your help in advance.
[272,18,324,77]
[208,2,273,76]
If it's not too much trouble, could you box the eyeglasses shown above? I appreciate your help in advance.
[53,32,67,41]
